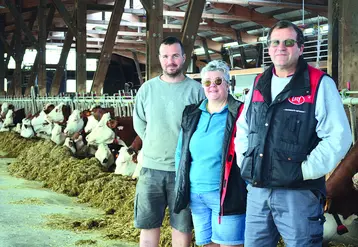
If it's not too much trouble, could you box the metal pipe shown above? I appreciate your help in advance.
[348,105,357,143]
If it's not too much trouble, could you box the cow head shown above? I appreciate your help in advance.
[86,113,114,145]
[64,137,76,154]
[2,109,14,128]
[20,118,35,138]
[51,123,66,145]
[114,146,136,176]
[1,102,9,117]
[95,143,114,169]
[64,110,84,135]
[47,103,66,123]
[84,115,99,134]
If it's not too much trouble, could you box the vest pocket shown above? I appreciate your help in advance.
[271,149,306,187]
[241,147,255,181]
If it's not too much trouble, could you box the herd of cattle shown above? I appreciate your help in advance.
[0,102,143,179]
[0,101,358,245]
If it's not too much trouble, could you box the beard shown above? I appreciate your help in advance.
[163,64,184,78]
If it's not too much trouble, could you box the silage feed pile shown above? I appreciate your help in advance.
[0,132,174,246]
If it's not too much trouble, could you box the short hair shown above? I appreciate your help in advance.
[267,20,305,48]
[159,36,184,55]
[200,60,231,83]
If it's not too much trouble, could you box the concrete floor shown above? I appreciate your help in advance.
[0,157,138,247]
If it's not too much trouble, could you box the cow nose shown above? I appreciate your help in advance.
[103,158,108,163]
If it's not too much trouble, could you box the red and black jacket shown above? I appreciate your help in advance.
[241,56,326,192]
[174,94,247,217]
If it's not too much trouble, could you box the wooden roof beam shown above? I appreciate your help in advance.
[52,0,77,35]
[207,0,327,10]
[181,0,206,71]
[92,0,126,93]
[210,2,278,27]
[4,0,38,49]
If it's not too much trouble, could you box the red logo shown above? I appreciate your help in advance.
[288,96,305,105]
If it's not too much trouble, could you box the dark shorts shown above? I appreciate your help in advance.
[134,167,193,233]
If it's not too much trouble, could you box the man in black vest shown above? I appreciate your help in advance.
[235,20,352,246]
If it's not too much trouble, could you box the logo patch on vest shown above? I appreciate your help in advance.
[288,96,305,105]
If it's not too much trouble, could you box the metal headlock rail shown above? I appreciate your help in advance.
[0,87,137,118]
[341,88,358,144]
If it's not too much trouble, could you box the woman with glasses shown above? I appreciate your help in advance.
[174,60,247,247]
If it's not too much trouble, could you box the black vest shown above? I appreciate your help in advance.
[241,58,326,193]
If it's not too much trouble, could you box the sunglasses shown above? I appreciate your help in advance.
[267,39,298,47]
[202,77,224,87]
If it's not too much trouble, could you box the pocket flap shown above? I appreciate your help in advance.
[244,147,255,157]
[273,149,307,162]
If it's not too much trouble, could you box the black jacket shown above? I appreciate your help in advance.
[241,57,326,193]
[174,94,247,216]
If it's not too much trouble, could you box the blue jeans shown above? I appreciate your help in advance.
[245,184,325,247]
[190,190,246,246]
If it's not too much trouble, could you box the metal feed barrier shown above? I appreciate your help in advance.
[0,87,136,117]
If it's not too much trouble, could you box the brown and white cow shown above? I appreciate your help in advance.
[323,141,358,245]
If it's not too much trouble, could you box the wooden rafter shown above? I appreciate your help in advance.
[52,0,77,35]
[210,3,278,27]
[92,0,126,94]
[75,0,87,93]
[4,0,39,50]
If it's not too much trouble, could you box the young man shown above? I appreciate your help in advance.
[133,36,205,247]
[235,20,352,246]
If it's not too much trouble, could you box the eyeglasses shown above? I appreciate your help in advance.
[159,54,182,61]
[202,77,225,87]
[267,39,298,47]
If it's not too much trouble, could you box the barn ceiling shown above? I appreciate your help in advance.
[0,0,329,67]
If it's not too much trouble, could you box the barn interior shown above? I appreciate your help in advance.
[1,0,351,97]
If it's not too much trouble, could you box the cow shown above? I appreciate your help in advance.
[86,112,115,146]
[95,143,115,171]
[63,109,84,136]
[51,123,66,145]
[0,102,9,119]
[20,108,54,139]
[0,109,14,131]
[46,102,71,124]
[323,141,358,246]
[114,135,143,179]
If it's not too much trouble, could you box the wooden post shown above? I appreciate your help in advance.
[26,5,55,95]
[91,0,126,94]
[132,51,144,85]
[76,0,87,93]
[37,0,47,96]
[201,38,211,62]
[51,30,74,95]
[0,17,5,95]
[181,0,206,72]
[328,0,339,86]
[334,0,358,90]
[11,0,23,96]
[141,0,163,80]
[235,29,247,69]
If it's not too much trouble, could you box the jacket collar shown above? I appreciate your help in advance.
[256,56,311,104]
[187,94,242,116]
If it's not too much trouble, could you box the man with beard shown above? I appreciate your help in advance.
[133,36,205,247]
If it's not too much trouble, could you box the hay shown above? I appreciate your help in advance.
[0,132,172,246]
[0,132,353,247]
[10,198,45,205]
